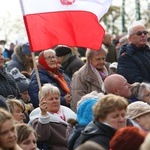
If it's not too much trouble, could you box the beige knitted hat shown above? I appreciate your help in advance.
[126,101,150,119]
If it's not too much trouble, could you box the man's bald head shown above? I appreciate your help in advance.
[104,74,131,98]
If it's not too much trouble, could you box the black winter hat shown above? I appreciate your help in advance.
[21,43,31,55]
[16,81,29,93]
[55,46,71,57]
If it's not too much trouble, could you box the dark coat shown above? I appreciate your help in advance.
[61,54,84,79]
[80,121,116,150]
[117,43,150,84]
[0,68,20,98]
[28,68,71,108]
[68,124,85,150]
[105,43,117,63]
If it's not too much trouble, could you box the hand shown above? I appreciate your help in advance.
[64,93,72,105]
[39,97,48,116]
[21,71,31,78]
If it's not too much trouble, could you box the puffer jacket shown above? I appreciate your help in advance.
[117,43,150,84]
[28,68,71,108]
[0,68,20,98]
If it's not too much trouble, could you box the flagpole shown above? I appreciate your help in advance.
[31,52,42,95]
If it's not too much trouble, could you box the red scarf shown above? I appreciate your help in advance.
[38,52,70,93]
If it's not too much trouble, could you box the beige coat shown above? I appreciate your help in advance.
[70,62,108,112]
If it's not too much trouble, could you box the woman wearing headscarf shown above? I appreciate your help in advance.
[28,49,71,108]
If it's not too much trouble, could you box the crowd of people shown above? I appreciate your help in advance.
[0,21,150,150]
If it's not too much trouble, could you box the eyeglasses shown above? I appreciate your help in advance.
[45,56,57,60]
[131,31,148,36]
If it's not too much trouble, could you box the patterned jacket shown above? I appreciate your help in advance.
[0,68,20,98]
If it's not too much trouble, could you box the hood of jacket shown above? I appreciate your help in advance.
[12,44,28,65]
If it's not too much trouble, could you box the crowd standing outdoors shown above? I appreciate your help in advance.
[0,20,150,150]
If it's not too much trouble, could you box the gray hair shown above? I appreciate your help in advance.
[38,83,60,100]
[86,44,108,60]
[44,49,56,58]
[131,82,150,100]
[128,21,146,37]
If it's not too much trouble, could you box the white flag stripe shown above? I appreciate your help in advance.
[20,0,112,20]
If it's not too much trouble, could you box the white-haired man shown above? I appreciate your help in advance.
[117,22,150,84]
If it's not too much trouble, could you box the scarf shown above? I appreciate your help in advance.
[90,63,108,81]
[38,52,70,93]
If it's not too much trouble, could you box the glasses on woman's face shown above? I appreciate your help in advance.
[45,56,57,61]
[131,31,148,36]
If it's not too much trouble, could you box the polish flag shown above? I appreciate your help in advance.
[19,0,112,52]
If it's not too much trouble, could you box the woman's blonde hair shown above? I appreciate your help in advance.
[93,94,128,121]
[38,83,60,100]
[7,99,24,114]
[0,108,13,130]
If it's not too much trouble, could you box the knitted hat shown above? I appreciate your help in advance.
[77,99,97,126]
[9,67,30,93]
[126,101,150,119]
[0,95,8,110]
[21,43,31,55]
[55,46,71,57]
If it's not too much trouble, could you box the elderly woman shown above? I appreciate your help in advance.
[15,124,38,150]
[71,45,109,112]
[28,49,71,108]
[0,45,20,99]
[126,101,150,132]
[79,94,128,150]
[29,83,76,150]
[131,82,150,104]
[0,108,22,150]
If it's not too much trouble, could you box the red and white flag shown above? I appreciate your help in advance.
[19,0,112,52]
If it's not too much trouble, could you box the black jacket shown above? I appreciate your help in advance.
[61,54,84,79]
[0,68,20,98]
[117,43,150,84]
[80,121,116,150]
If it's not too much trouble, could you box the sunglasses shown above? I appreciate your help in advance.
[131,31,148,36]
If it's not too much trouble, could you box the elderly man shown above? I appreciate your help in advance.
[104,74,131,99]
[117,22,150,84]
